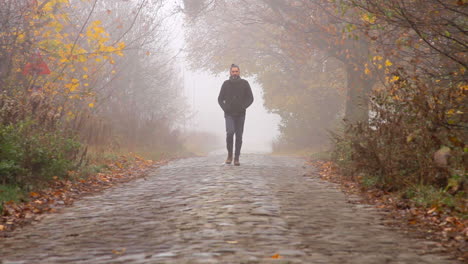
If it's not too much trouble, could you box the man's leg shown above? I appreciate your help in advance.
[225,115,235,164]
[234,114,246,165]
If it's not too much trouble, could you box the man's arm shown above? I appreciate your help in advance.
[244,81,254,109]
[218,81,227,111]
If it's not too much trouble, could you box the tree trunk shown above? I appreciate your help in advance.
[344,66,374,124]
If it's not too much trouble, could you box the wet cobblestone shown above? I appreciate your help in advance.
[0,154,457,263]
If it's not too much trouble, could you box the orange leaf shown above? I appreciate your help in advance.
[112,248,126,255]
[427,207,437,214]
[29,192,40,198]
[271,253,282,259]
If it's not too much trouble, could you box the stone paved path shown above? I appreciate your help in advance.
[0,154,458,263]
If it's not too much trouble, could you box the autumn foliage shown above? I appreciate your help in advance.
[1,1,186,197]
[331,0,466,192]
[183,0,466,215]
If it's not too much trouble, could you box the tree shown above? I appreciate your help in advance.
[183,0,375,150]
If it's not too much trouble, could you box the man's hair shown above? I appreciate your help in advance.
[230,64,239,70]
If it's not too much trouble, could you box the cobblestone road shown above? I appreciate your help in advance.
[0,154,457,263]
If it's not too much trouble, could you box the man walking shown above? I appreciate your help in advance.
[218,64,254,166]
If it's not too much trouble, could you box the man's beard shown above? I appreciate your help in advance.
[230,75,240,80]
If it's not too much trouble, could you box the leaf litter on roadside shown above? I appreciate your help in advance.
[308,160,467,262]
[0,154,168,237]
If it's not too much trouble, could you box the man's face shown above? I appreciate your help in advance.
[230,67,240,77]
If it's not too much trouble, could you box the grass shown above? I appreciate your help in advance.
[308,150,332,161]
[360,174,379,188]
[0,184,25,212]
[401,184,467,218]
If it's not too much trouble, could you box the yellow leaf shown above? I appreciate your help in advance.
[361,13,376,24]
[83,74,88,79]
[77,55,87,63]
[65,82,79,92]
[385,59,393,67]
[88,103,94,108]
[406,134,414,143]
[17,33,25,42]
[364,67,371,75]
[92,20,102,26]
[390,75,399,82]
[373,55,383,61]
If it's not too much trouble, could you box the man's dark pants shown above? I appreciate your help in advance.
[225,114,245,158]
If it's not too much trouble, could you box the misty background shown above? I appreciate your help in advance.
[167,8,280,154]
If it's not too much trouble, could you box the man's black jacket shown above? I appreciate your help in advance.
[218,78,254,116]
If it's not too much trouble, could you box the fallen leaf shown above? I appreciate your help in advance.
[271,253,282,259]
[226,240,238,244]
[112,248,126,255]
[29,192,40,198]
[427,207,437,214]
[0,225,5,231]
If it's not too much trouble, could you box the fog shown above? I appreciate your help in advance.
[165,6,281,154]
[183,70,280,153]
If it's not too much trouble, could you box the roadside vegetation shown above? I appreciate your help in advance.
[182,1,466,259]
[0,1,190,215]
[182,0,466,216]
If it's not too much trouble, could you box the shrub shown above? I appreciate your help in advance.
[332,74,466,192]
[0,184,24,212]
[0,120,81,188]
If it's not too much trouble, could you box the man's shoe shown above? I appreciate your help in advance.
[225,156,233,164]
[234,158,240,166]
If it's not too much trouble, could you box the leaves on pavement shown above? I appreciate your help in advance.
[0,154,168,237]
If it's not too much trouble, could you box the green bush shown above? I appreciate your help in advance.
[0,121,81,188]
[402,185,466,214]
[0,184,24,212]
